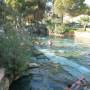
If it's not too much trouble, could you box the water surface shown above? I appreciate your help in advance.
[9,37,90,90]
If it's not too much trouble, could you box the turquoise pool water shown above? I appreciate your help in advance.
[9,37,90,90]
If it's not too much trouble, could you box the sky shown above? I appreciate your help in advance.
[84,0,90,6]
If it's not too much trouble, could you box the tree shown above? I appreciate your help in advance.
[84,6,90,15]
[5,0,25,12]
[0,21,32,81]
[79,16,90,31]
[54,0,86,23]
[68,0,87,16]
[54,0,74,23]
[5,0,46,20]
[0,0,47,82]
[0,0,43,82]
[22,0,47,22]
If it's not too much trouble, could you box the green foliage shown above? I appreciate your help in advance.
[5,0,25,11]
[79,16,90,31]
[54,24,65,34]
[4,0,46,22]
[54,0,74,15]
[68,0,86,16]
[63,26,75,33]
[85,7,90,15]
[46,20,55,32]
[0,24,31,80]
[46,19,75,34]
[80,16,90,23]
[0,0,46,81]
[53,0,87,33]
[54,0,86,17]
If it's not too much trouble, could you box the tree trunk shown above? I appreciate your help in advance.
[84,24,87,31]
[61,13,63,25]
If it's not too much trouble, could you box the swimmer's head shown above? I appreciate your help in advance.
[67,84,72,88]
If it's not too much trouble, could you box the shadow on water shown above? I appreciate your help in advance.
[9,75,32,90]
[9,62,72,90]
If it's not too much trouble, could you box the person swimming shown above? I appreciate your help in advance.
[71,76,87,90]
[48,40,53,46]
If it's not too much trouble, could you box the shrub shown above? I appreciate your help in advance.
[63,26,75,33]
[0,26,31,80]
[46,20,55,32]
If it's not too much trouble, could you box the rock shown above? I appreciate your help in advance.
[28,63,40,69]
[0,68,9,90]
[0,77,9,90]
[36,54,49,61]
[0,68,5,82]
[36,55,45,59]
[31,57,37,61]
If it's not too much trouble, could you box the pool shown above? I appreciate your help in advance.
[9,37,90,90]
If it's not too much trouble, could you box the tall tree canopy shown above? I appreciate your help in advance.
[54,0,87,23]
[67,0,87,16]
[54,0,74,15]
[4,0,47,22]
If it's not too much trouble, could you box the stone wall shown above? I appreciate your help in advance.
[0,77,9,90]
